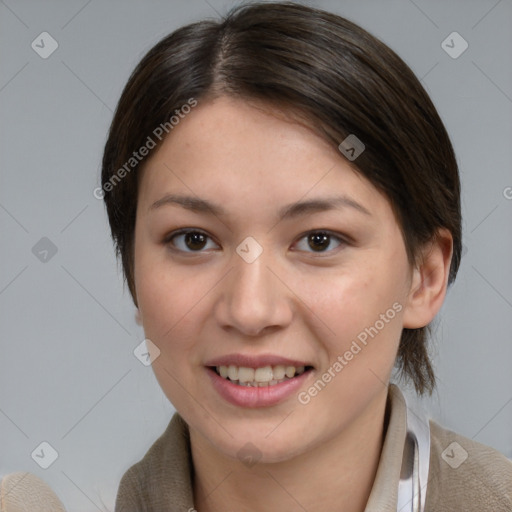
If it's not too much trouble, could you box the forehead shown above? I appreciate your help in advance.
[137,96,389,221]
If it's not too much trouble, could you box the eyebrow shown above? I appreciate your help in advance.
[148,193,371,219]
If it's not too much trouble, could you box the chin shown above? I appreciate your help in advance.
[206,424,311,465]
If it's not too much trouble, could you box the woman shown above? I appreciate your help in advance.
[101,2,512,511]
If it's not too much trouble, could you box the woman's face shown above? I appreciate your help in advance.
[134,96,415,463]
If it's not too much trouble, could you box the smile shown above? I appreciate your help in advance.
[206,363,314,408]
[214,364,310,387]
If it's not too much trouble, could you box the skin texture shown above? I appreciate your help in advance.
[133,96,452,512]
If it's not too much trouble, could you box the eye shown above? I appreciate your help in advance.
[165,229,219,252]
[292,230,346,253]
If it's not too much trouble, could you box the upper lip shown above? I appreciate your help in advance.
[204,353,313,368]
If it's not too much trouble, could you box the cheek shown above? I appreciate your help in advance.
[134,240,199,351]
[301,256,407,357]
[137,270,204,349]
[134,259,209,411]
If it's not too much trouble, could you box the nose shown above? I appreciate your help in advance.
[214,248,293,337]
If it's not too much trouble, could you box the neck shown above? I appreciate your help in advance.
[190,387,390,512]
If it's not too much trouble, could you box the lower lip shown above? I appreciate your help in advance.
[206,367,313,408]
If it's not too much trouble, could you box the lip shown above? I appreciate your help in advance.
[204,353,312,368]
[206,366,313,408]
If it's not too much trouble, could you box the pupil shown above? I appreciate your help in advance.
[186,232,206,250]
[309,232,329,251]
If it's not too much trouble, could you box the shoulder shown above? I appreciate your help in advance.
[115,414,193,512]
[115,464,146,512]
[425,419,512,511]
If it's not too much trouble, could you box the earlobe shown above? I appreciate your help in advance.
[135,308,143,325]
[402,229,453,329]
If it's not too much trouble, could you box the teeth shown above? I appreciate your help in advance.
[285,366,296,378]
[273,365,286,379]
[215,364,308,386]
[238,367,255,383]
[228,365,238,381]
[254,366,273,382]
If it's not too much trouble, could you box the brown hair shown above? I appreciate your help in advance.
[101,1,461,396]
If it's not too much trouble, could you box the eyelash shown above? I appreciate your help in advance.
[163,228,349,255]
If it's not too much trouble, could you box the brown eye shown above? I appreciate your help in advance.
[167,229,219,252]
[293,230,345,253]
[308,232,330,251]
[185,232,207,250]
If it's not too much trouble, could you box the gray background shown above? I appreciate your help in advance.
[1,0,511,510]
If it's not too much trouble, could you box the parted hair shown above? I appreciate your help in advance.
[101,1,462,396]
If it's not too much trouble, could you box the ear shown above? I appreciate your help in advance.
[402,228,453,329]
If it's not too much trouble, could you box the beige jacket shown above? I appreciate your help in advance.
[115,384,512,511]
